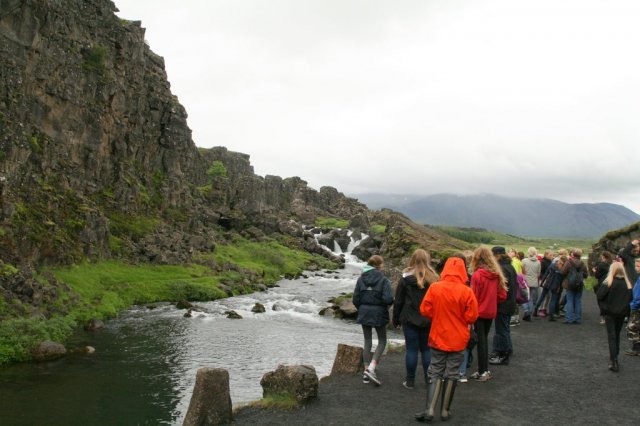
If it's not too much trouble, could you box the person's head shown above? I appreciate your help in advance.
[404,248,438,288]
[557,255,568,268]
[544,249,554,260]
[471,245,507,289]
[367,255,384,270]
[527,247,538,258]
[607,261,632,289]
[631,240,640,256]
[491,246,509,262]
[517,251,525,261]
[557,248,568,257]
[601,251,613,263]
[571,248,583,259]
[508,248,517,258]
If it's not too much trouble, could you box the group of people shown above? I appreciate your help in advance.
[352,240,640,422]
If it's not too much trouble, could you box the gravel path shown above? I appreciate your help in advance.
[232,291,638,425]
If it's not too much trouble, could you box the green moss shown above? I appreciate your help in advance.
[0,317,75,365]
[207,161,227,179]
[315,217,349,228]
[83,45,108,72]
[0,262,18,277]
[370,223,386,234]
[329,293,353,305]
[196,184,213,196]
[250,392,299,410]
[108,213,159,241]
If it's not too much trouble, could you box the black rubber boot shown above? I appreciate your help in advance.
[440,378,457,421]
[415,378,443,422]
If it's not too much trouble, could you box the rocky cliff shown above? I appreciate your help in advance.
[0,0,371,270]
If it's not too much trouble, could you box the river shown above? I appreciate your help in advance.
[0,236,400,425]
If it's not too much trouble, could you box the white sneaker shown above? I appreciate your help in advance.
[364,369,381,386]
[458,374,468,383]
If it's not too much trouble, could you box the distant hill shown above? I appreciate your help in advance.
[351,193,640,238]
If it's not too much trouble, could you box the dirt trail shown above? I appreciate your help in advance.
[233,291,638,425]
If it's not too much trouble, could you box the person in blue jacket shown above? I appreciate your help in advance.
[353,255,393,386]
[625,258,640,356]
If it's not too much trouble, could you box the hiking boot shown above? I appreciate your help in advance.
[403,379,415,389]
[364,369,381,386]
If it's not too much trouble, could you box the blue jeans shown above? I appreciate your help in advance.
[492,313,512,355]
[403,322,431,382]
[565,289,583,323]
[527,287,539,314]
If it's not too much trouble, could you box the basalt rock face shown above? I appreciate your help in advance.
[0,0,367,271]
[589,221,640,269]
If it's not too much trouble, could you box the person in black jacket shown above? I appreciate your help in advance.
[353,255,393,386]
[393,249,439,389]
[592,251,613,324]
[596,261,633,372]
[489,247,518,366]
[620,240,640,284]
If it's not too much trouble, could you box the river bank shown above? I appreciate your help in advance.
[233,290,639,425]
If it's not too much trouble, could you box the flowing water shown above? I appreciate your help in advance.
[0,235,399,425]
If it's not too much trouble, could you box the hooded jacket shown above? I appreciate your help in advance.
[471,267,506,319]
[353,266,393,327]
[420,258,478,352]
[497,257,518,316]
[392,273,431,329]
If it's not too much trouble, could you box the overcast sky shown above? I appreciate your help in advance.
[114,0,640,214]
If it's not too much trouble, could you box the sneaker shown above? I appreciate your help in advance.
[509,319,520,327]
[538,309,547,318]
[473,371,492,382]
[624,349,640,356]
[489,355,509,365]
[364,369,381,386]
[523,314,531,322]
[599,318,606,325]
[402,380,415,389]
[458,374,468,383]
[362,374,370,384]
[469,371,480,379]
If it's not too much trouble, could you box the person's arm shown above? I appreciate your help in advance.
[392,279,406,327]
[631,280,640,311]
[382,278,394,305]
[580,261,588,279]
[352,279,362,308]
[420,288,434,318]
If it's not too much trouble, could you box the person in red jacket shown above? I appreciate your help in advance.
[469,246,508,382]
[415,257,479,422]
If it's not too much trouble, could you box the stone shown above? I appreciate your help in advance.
[84,318,104,331]
[318,307,335,317]
[336,300,358,318]
[225,310,242,319]
[176,300,193,310]
[330,343,364,375]
[251,303,266,313]
[260,365,318,403]
[32,341,67,362]
[183,368,233,426]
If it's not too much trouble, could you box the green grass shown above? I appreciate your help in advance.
[435,226,596,255]
[370,223,386,234]
[315,217,349,229]
[248,392,300,410]
[208,237,335,285]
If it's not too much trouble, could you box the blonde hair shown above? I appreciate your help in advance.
[606,262,632,289]
[403,249,439,289]
[527,247,538,257]
[471,245,507,290]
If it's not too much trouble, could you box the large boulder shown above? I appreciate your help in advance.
[32,341,67,362]
[84,319,104,331]
[260,365,318,403]
[183,368,233,426]
[336,300,358,319]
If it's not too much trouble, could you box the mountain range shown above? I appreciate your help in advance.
[351,193,640,239]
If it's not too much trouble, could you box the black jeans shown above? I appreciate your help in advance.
[474,318,493,374]
[604,315,625,360]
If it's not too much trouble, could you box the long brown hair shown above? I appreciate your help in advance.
[471,245,507,290]
[403,249,439,289]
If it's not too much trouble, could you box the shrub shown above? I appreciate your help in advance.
[207,161,227,179]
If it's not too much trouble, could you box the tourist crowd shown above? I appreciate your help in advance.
[352,239,640,422]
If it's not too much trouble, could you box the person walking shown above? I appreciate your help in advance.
[561,249,588,324]
[392,249,439,389]
[489,247,518,366]
[415,257,478,422]
[596,261,633,372]
[521,247,541,321]
[468,246,507,382]
[353,255,393,386]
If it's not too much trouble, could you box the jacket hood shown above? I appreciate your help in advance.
[476,268,499,281]
[361,268,387,286]
[401,273,420,287]
[440,257,468,285]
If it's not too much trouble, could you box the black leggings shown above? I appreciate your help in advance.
[362,325,387,365]
[604,315,625,360]
[474,318,493,374]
